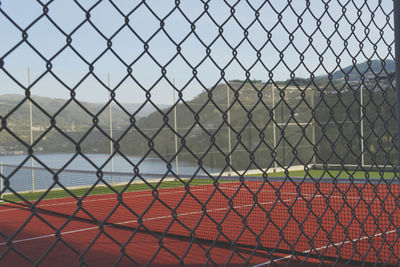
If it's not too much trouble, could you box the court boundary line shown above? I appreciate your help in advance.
[0,186,393,265]
[251,229,399,266]
[0,184,375,213]
[0,183,238,213]
[0,195,304,246]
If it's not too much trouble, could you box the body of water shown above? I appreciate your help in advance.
[0,153,220,193]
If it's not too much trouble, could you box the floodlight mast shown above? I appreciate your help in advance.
[173,78,179,175]
[28,68,35,192]
[272,84,278,172]
[0,162,3,201]
[227,84,232,176]
[360,84,365,167]
[108,73,114,184]
[312,87,316,167]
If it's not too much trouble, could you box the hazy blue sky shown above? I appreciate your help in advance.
[0,0,394,105]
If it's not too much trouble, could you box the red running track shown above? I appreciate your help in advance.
[1,180,399,266]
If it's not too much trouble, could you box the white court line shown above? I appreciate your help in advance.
[0,189,386,248]
[270,191,375,201]
[0,185,227,213]
[191,186,375,201]
[0,185,374,213]
[251,229,399,267]
[0,183,268,213]
[0,196,301,246]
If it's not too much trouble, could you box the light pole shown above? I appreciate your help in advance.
[281,90,285,168]
[108,73,114,184]
[360,84,365,167]
[227,84,232,175]
[28,68,34,192]
[0,162,3,201]
[312,87,316,167]
[272,84,278,172]
[394,0,400,164]
[173,78,179,175]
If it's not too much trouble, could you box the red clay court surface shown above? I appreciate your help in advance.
[1,180,400,266]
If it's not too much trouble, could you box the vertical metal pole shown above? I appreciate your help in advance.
[0,162,3,201]
[272,84,278,172]
[227,84,232,175]
[312,87,316,167]
[28,68,34,192]
[108,73,114,184]
[173,78,179,175]
[281,90,285,167]
[360,84,365,167]
[394,0,400,165]
[248,123,251,150]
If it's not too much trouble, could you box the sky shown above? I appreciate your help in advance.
[0,0,395,105]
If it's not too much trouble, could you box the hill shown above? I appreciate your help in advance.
[0,59,395,169]
[0,94,168,154]
[319,59,396,82]
[286,59,395,85]
[329,59,395,81]
[117,59,396,169]
[0,94,168,130]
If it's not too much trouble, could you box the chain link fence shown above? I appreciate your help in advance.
[0,0,399,266]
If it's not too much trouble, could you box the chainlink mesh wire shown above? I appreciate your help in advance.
[0,0,399,266]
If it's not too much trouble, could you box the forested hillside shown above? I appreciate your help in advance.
[1,60,396,170]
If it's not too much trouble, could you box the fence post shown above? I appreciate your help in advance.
[394,0,400,165]
[272,84,278,172]
[0,162,3,201]
[226,84,232,176]
[108,73,114,184]
[281,89,285,167]
[28,68,35,192]
[173,78,179,175]
[360,84,365,167]
[311,87,316,167]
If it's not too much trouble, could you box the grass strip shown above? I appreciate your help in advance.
[5,169,397,204]
[0,178,235,203]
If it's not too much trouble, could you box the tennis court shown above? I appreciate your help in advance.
[0,0,399,265]
[1,174,400,266]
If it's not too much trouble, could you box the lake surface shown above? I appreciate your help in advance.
[0,153,220,193]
